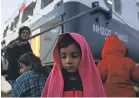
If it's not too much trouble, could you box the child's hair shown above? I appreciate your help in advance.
[19,52,49,76]
[58,34,81,51]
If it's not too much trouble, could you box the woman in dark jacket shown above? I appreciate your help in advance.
[5,26,32,88]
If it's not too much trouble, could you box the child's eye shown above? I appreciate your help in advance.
[73,56,78,58]
[60,55,66,59]
[72,54,80,58]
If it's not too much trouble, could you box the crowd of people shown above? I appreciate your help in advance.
[1,26,139,97]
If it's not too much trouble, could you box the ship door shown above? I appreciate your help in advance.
[31,29,40,57]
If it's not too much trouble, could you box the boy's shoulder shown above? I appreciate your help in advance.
[124,57,136,64]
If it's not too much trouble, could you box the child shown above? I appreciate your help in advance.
[41,33,106,97]
[97,35,139,97]
[11,52,49,97]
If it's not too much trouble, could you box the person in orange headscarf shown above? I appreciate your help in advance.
[97,35,139,97]
[41,33,106,97]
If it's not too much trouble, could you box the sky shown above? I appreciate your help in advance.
[1,0,24,34]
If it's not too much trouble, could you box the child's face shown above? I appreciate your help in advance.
[60,44,81,72]
[20,62,31,73]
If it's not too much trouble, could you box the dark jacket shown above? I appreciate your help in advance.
[6,38,32,80]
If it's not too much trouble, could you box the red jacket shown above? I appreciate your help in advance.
[97,35,139,97]
[63,91,83,97]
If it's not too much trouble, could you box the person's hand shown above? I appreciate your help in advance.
[20,69,24,74]
[134,86,139,92]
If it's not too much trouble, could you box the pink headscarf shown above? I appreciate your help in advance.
[41,33,106,97]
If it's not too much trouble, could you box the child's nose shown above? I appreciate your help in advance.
[66,57,72,64]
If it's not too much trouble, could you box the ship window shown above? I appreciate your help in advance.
[14,15,19,28]
[114,0,122,14]
[41,0,53,9]
[22,2,36,23]
[1,40,6,46]
[3,30,6,38]
[39,16,62,63]
[3,26,9,38]
[10,22,14,31]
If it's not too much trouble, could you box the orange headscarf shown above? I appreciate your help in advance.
[102,35,126,59]
[41,33,106,97]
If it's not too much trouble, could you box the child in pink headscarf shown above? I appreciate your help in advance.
[41,33,105,97]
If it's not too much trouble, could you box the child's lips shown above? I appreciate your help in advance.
[67,69,76,72]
